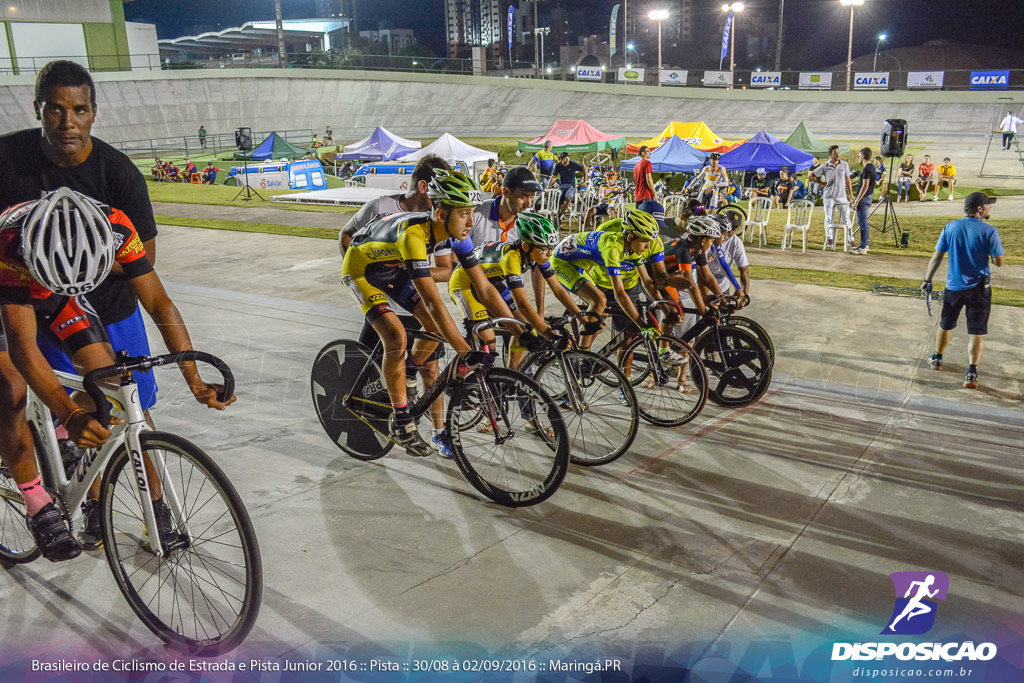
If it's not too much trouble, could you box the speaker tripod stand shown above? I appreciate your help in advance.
[871,161,905,247]
[232,153,265,202]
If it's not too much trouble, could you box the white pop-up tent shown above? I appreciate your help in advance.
[398,133,496,166]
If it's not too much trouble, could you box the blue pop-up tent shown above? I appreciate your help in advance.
[619,135,709,173]
[719,130,815,172]
[235,131,308,161]
[340,126,421,161]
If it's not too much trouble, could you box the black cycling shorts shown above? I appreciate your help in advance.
[939,285,991,336]
[597,283,644,333]
[363,262,422,324]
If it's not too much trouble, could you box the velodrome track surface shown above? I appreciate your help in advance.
[0,224,1020,671]
[0,69,1014,143]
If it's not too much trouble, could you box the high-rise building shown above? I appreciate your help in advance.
[445,0,510,59]
[625,0,693,52]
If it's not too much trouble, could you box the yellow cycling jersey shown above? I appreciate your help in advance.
[450,241,554,293]
[552,223,665,290]
[343,211,477,279]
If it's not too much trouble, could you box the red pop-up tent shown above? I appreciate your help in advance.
[518,120,625,153]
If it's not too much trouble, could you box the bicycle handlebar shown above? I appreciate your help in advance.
[469,317,533,350]
[83,351,235,429]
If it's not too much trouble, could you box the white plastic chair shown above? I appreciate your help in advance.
[536,188,562,223]
[823,201,853,251]
[741,197,773,247]
[567,188,595,231]
[662,194,685,219]
[780,200,815,253]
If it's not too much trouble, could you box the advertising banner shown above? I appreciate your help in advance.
[907,71,944,88]
[854,71,890,90]
[719,13,733,69]
[659,69,687,86]
[799,72,832,90]
[750,71,781,88]
[507,6,514,63]
[576,67,603,82]
[703,70,733,87]
[618,67,645,83]
[609,4,619,57]
[970,70,1009,89]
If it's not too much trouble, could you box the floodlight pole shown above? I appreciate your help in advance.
[275,0,286,68]
[774,0,784,71]
[846,6,854,91]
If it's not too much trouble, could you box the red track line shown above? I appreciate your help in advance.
[623,386,784,478]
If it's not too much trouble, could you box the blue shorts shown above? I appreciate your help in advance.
[38,306,158,411]
[559,183,577,203]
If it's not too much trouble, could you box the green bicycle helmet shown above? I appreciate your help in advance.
[622,209,660,240]
[427,169,485,207]
[516,211,560,248]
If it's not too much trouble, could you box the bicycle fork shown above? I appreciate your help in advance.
[125,426,189,557]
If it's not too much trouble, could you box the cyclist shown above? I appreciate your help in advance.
[0,189,233,560]
[685,152,730,210]
[585,171,623,228]
[660,215,728,337]
[705,212,749,305]
[450,212,582,370]
[341,169,516,458]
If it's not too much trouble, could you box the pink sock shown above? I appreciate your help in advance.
[18,475,53,517]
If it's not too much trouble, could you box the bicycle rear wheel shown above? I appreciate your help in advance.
[532,350,638,466]
[447,368,569,507]
[623,336,709,427]
[0,465,40,565]
[723,316,775,363]
[311,339,393,460]
[101,432,262,654]
[694,327,772,407]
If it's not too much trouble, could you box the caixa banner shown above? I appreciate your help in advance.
[854,72,889,90]
[971,70,1009,89]
[576,67,603,82]
[750,71,781,87]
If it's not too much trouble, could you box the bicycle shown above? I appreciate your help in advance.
[715,295,775,364]
[589,302,710,428]
[514,312,639,466]
[311,318,570,507]
[0,350,262,654]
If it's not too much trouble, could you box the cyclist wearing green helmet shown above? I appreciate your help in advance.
[341,168,515,458]
[449,211,582,368]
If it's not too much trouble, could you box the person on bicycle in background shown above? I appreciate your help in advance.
[685,152,730,210]
[585,170,623,228]
[550,210,667,353]
[341,170,516,458]
[450,213,582,371]
[0,189,233,560]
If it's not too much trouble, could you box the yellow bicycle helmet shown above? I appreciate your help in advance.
[622,209,659,240]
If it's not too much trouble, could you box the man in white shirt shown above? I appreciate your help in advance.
[999,110,1023,151]
[469,166,542,246]
[705,213,750,297]
[808,145,854,249]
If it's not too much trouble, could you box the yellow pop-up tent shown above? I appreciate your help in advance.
[626,121,744,154]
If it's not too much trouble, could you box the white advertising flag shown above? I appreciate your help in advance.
[659,69,688,86]
[703,70,733,87]
[798,72,832,90]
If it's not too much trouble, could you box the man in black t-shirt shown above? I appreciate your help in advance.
[773,168,797,208]
[750,168,771,200]
[548,152,587,224]
[851,147,877,254]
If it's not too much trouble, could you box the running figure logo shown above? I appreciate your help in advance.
[882,571,949,635]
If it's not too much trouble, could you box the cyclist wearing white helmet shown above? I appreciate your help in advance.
[685,152,730,210]
[0,188,234,559]
[342,169,516,457]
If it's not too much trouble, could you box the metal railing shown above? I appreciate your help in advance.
[113,129,316,161]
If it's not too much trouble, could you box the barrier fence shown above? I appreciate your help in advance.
[3,52,1023,92]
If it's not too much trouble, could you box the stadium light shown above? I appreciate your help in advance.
[649,10,669,86]
[873,33,887,70]
[841,0,866,90]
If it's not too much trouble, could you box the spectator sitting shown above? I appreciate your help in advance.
[750,168,771,200]
[915,154,936,202]
[310,135,321,149]
[151,157,167,181]
[724,179,741,204]
[873,156,888,199]
[897,154,914,202]
[164,161,181,182]
[202,161,222,184]
[934,157,956,201]
[480,159,498,191]
[489,170,505,198]
[183,158,197,176]
[773,168,797,208]
[792,173,807,200]
[806,158,824,202]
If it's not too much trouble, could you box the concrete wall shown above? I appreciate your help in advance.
[0,68,1013,144]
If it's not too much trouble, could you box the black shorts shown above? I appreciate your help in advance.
[363,262,421,324]
[597,283,644,333]
[939,284,991,335]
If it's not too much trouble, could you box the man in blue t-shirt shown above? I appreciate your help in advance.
[548,152,586,224]
[922,192,1005,389]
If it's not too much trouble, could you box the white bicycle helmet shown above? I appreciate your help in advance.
[686,214,722,239]
[13,187,115,296]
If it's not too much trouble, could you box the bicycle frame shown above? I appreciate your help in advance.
[24,370,185,558]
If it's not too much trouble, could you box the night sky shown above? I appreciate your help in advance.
[124,0,1023,70]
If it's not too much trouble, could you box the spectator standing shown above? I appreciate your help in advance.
[530,140,556,185]
[897,154,914,202]
[934,157,956,201]
[633,145,655,204]
[915,155,936,202]
[851,147,877,254]
[808,145,853,249]
[548,152,586,224]
[922,193,1004,389]
[198,124,207,151]
[998,110,1022,150]
[324,125,334,145]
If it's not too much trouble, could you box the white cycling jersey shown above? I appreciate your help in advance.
[687,164,730,208]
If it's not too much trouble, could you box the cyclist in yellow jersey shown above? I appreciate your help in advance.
[449,212,582,368]
[341,169,516,458]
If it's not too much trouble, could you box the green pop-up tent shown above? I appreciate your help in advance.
[784,121,850,158]
[233,131,308,161]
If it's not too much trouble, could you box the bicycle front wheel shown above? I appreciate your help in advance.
[533,350,639,466]
[101,432,263,654]
[623,335,709,427]
[0,465,40,565]
[446,368,569,507]
[694,327,772,407]
[724,316,775,364]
